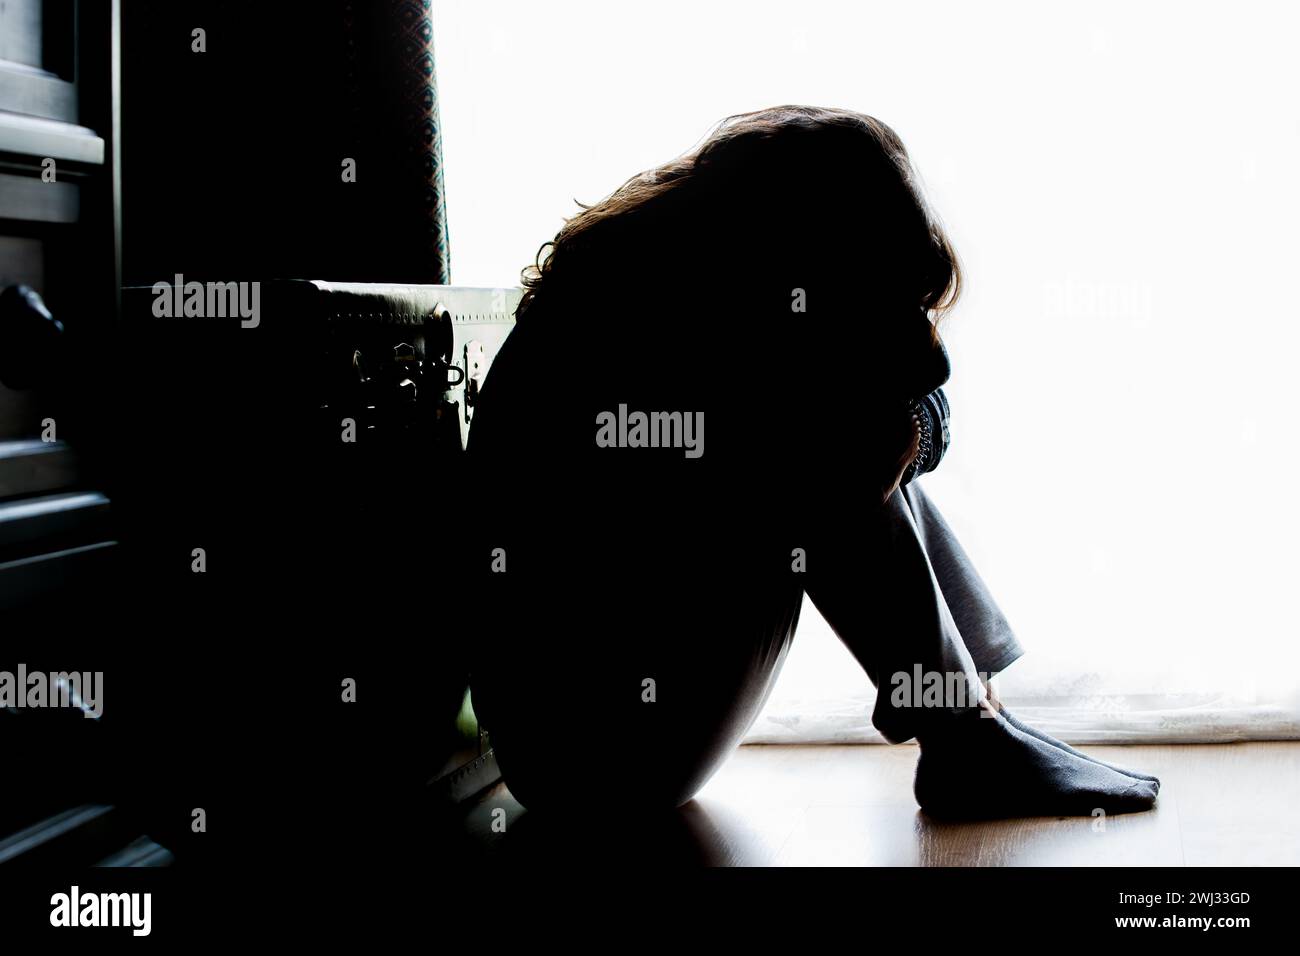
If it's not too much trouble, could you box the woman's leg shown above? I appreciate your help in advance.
[900,482,1160,784]
[473,536,804,813]
[898,481,1024,676]
[802,483,1003,744]
[804,483,1160,818]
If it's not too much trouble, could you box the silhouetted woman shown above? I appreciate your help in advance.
[468,105,1159,819]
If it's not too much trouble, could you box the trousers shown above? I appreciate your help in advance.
[471,478,1023,810]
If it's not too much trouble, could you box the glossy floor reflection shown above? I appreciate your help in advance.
[437,742,1300,866]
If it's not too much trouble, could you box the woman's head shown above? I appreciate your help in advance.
[520,105,961,334]
[513,106,960,506]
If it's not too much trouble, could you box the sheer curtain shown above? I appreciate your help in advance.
[433,0,1300,743]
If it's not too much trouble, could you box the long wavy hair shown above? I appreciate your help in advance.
[517,105,961,333]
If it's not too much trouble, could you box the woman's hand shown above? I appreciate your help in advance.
[880,409,921,504]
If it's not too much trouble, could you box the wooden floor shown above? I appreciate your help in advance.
[442,742,1300,866]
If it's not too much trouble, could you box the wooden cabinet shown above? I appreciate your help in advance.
[0,0,120,608]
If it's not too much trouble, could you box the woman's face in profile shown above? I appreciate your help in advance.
[814,294,948,405]
[799,285,948,503]
[893,311,950,401]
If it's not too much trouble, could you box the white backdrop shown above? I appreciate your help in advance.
[434,0,1300,742]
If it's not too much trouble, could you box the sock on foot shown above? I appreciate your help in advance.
[913,708,1159,820]
[996,707,1160,790]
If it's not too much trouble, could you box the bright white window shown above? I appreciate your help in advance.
[435,0,1300,742]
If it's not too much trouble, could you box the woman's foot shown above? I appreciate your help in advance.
[914,708,1159,820]
[995,706,1160,789]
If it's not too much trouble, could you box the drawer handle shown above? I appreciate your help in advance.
[0,285,64,390]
